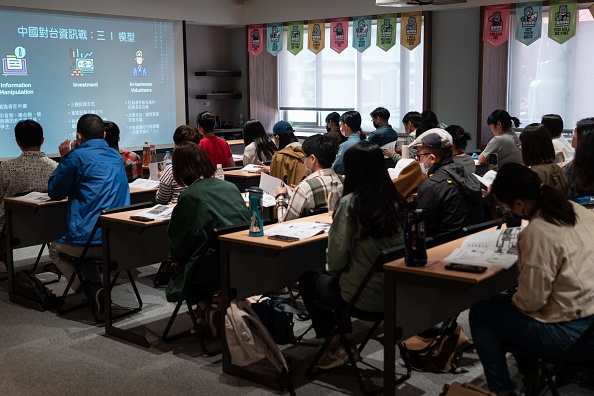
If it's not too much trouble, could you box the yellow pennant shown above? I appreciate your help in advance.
[400,13,422,51]
[308,20,325,54]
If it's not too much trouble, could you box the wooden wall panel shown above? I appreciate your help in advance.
[248,43,279,133]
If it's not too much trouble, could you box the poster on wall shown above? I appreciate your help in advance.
[352,16,372,53]
[330,18,349,53]
[267,23,283,56]
[400,12,422,51]
[287,21,304,56]
[248,25,264,56]
[308,20,325,54]
[483,5,511,48]
[376,14,396,51]
[515,2,542,46]
[548,0,577,44]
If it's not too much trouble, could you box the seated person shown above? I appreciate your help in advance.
[541,113,574,163]
[48,114,130,308]
[0,120,58,272]
[446,124,476,174]
[410,128,483,236]
[104,121,142,182]
[367,107,398,147]
[268,121,308,186]
[156,125,200,204]
[275,134,342,222]
[332,111,366,175]
[325,111,346,146]
[197,111,235,168]
[477,109,523,169]
[242,119,277,165]
[563,118,594,200]
[299,141,406,369]
[470,163,594,396]
[166,142,249,327]
[386,110,421,162]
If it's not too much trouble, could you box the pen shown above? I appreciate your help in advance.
[315,221,331,226]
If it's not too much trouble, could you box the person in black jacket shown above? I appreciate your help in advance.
[410,128,483,237]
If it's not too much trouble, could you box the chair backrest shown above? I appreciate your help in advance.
[427,218,504,249]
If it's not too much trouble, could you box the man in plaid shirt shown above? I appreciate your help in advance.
[275,134,343,222]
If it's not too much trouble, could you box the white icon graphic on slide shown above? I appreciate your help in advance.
[2,46,29,76]
[70,48,94,77]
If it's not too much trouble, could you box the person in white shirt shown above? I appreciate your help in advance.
[541,113,574,163]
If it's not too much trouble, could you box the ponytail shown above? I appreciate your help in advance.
[537,184,576,227]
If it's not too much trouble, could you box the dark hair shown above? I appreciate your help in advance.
[14,120,43,148]
[414,122,438,138]
[278,133,299,150]
[197,111,216,133]
[343,141,405,238]
[302,134,338,168]
[172,125,200,145]
[340,111,366,140]
[77,114,104,140]
[575,117,594,140]
[402,111,422,128]
[492,163,575,226]
[487,109,521,130]
[445,125,471,150]
[423,146,453,161]
[520,123,555,166]
[421,110,439,126]
[325,112,340,125]
[104,121,120,149]
[171,141,215,186]
[574,125,594,192]
[370,107,390,121]
[541,114,564,138]
[243,120,277,161]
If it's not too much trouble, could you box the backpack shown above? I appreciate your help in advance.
[225,299,295,395]
[13,270,57,311]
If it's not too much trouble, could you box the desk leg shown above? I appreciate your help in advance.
[384,271,397,396]
[220,244,232,373]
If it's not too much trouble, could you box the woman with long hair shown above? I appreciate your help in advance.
[564,118,594,199]
[470,163,594,396]
[300,141,406,369]
[242,119,277,165]
[520,123,568,193]
[477,109,523,169]
[331,111,366,175]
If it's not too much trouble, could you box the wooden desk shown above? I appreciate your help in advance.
[382,235,518,395]
[224,169,261,192]
[219,213,332,389]
[129,187,157,204]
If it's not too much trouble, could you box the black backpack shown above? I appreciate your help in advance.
[14,270,57,311]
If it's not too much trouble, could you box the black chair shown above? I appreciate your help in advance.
[162,221,250,356]
[305,244,412,395]
[56,201,154,322]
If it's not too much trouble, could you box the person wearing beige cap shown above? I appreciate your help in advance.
[410,128,483,236]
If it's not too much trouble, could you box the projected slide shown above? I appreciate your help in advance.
[0,9,177,159]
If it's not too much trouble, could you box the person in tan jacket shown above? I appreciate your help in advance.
[469,163,594,396]
[267,121,307,186]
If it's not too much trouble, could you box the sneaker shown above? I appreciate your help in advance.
[315,344,362,370]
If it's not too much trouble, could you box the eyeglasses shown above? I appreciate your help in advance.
[414,153,431,161]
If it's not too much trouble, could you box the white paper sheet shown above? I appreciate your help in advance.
[258,172,293,198]
[14,192,51,202]
[388,158,416,179]
[131,204,174,221]
[129,178,160,189]
[240,163,261,173]
[264,221,331,240]
[473,170,497,188]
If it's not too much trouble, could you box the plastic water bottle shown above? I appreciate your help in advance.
[327,180,340,216]
[163,150,172,168]
[142,141,150,166]
[149,144,159,180]
[215,164,225,180]
[404,209,427,267]
[248,187,264,237]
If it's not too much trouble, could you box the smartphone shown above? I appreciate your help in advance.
[130,215,155,222]
[444,263,487,274]
[268,235,299,242]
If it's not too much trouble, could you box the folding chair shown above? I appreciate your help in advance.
[162,221,250,356]
[56,201,154,322]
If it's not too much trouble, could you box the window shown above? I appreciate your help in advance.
[508,9,594,128]
[278,20,424,131]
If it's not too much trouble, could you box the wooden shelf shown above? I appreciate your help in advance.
[195,70,241,77]
[196,93,242,100]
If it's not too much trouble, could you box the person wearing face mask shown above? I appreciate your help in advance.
[470,163,594,396]
[325,112,346,146]
[332,111,366,175]
[410,128,483,237]
[275,134,342,222]
[367,107,398,147]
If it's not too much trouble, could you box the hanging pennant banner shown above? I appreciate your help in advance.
[308,20,325,54]
[352,16,372,53]
[483,5,511,48]
[267,23,283,56]
[247,25,264,56]
[376,14,397,52]
[330,18,349,54]
[287,21,304,56]
[515,2,542,46]
[590,4,594,18]
[400,12,422,51]
[548,0,577,44]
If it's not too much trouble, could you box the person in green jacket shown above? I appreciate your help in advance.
[299,140,407,370]
[166,142,249,312]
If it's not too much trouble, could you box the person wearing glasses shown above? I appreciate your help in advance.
[410,128,483,237]
[367,107,398,147]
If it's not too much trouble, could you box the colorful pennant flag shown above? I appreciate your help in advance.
[483,5,511,48]
[330,18,349,54]
[400,12,422,51]
[548,0,577,44]
[308,20,325,54]
[515,3,542,46]
[590,4,594,18]
[352,16,372,53]
[287,21,304,56]
[247,25,264,56]
[376,14,397,52]
[267,23,283,56]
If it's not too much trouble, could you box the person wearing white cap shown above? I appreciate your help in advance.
[409,128,483,236]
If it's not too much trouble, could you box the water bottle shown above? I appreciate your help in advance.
[238,113,244,128]
[215,164,225,180]
[142,141,151,166]
[149,144,159,180]
[248,187,264,237]
[327,180,340,216]
[163,150,172,168]
[488,153,498,171]
[404,209,427,267]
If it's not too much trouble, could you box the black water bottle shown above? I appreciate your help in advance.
[404,209,427,267]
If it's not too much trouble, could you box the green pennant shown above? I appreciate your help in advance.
[287,21,304,56]
[547,0,577,44]
[376,14,397,51]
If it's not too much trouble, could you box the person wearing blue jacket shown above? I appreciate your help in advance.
[48,114,130,311]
